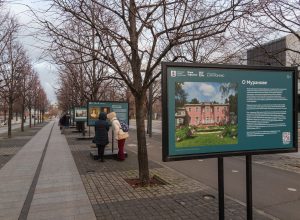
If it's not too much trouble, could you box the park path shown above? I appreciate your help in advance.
[0,121,96,220]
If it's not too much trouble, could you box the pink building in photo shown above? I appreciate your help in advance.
[184,103,229,126]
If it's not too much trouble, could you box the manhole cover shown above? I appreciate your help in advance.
[203,194,215,200]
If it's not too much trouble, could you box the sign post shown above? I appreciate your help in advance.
[87,101,129,159]
[218,157,224,220]
[162,62,298,220]
[74,107,87,122]
[246,155,252,220]
[74,107,87,137]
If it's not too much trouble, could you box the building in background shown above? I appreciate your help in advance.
[176,103,229,127]
[247,33,300,107]
[247,33,300,67]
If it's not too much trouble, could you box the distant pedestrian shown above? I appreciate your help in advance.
[107,112,129,161]
[59,114,68,134]
[94,112,110,162]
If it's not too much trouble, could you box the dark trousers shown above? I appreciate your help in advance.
[117,139,126,160]
[97,144,105,161]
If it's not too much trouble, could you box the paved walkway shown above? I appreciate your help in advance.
[0,120,277,220]
[0,121,96,220]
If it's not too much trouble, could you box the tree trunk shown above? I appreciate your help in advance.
[135,93,150,184]
[29,107,32,128]
[21,96,25,132]
[21,108,24,132]
[38,110,40,123]
[34,109,36,126]
[8,99,13,138]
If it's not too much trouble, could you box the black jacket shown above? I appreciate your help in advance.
[94,112,110,145]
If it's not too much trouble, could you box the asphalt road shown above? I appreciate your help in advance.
[129,120,300,220]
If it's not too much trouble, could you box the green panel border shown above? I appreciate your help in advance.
[74,107,87,122]
[162,62,298,162]
[87,101,129,126]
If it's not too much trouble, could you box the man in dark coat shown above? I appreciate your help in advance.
[60,114,67,134]
[94,112,110,162]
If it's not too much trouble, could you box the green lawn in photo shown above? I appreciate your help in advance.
[176,133,237,148]
[175,125,238,148]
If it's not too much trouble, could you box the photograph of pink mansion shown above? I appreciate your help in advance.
[175,82,238,147]
[176,103,229,127]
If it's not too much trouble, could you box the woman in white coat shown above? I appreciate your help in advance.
[107,112,129,161]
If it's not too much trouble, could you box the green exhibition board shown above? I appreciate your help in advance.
[162,63,297,160]
[69,108,74,121]
[74,107,87,122]
[87,101,129,126]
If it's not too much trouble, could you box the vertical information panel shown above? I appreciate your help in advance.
[87,101,129,126]
[162,63,298,161]
[74,107,87,122]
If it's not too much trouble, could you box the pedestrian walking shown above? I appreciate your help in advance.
[107,112,129,161]
[94,112,110,162]
[59,114,67,134]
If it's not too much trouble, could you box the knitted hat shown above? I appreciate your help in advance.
[107,112,116,120]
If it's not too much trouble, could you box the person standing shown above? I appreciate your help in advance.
[107,112,129,161]
[60,114,67,134]
[94,112,110,162]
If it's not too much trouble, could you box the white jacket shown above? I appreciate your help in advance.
[111,117,129,140]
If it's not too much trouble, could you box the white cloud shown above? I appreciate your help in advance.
[198,83,215,97]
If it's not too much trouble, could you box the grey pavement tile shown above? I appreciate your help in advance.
[0,207,22,218]
[32,190,89,199]
[64,128,274,220]
[0,122,58,219]
[28,200,91,213]
[28,123,96,219]
[28,213,75,220]
[0,215,19,220]
[74,213,97,220]
[0,123,46,170]
[0,200,23,210]
[34,184,84,194]
[28,205,94,217]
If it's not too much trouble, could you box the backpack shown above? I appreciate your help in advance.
[119,120,129,132]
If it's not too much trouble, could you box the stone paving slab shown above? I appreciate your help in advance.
[0,123,46,170]
[0,122,53,220]
[27,122,96,220]
[65,129,274,220]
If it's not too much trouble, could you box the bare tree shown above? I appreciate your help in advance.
[50,18,127,113]
[19,63,36,131]
[0,13,18,92]
[26,72,39,128]
[0,37,29,137]
[36,0,256,183]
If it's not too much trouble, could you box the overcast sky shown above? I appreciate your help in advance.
[5,0,58,104]
[182,82,236,104]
